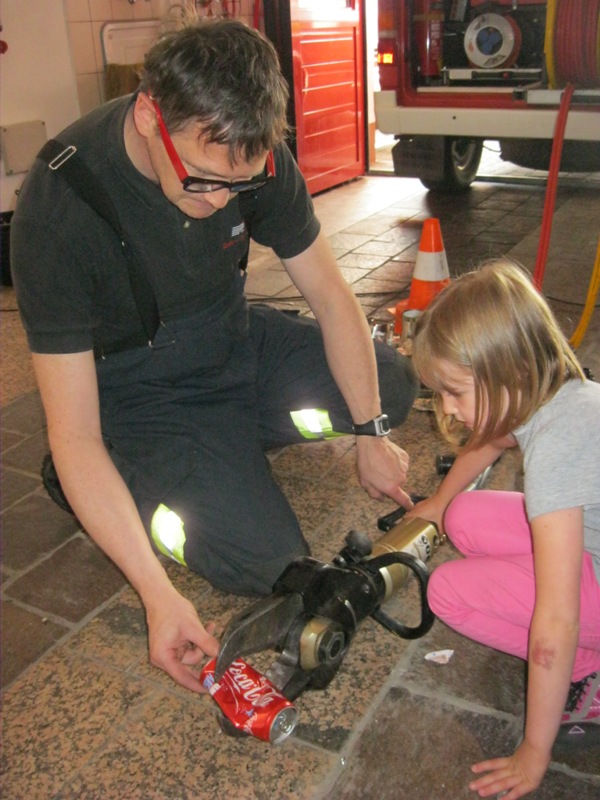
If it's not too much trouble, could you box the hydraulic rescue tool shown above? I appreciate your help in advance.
[214,464,493,709]
[215,508,438,703]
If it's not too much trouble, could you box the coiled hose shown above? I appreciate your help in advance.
[537,0,600,348]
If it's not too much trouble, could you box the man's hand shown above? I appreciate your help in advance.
[355,436,413,509]
[145,587,220,693]
[469,740,551,799]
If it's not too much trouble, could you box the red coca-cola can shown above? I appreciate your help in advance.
[200,658,298,744]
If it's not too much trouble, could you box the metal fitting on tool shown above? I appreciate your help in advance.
[300,617,347,670]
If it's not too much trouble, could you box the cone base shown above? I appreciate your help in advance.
[393,278,450,332]
[406,277,451,311]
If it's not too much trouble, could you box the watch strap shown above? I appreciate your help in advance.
[352,414,390,437]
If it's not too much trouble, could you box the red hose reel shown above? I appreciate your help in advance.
[553,0,600,88]
[415,0,600,88]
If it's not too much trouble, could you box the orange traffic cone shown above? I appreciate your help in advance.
[394,218,450,332]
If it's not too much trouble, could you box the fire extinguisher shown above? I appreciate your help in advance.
[413,0,444,82]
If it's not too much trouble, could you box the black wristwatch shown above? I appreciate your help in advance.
[352,414,390,437]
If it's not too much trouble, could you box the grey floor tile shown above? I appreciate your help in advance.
[1,649,156,800]
[1,600,69,687]
[2,428,50,474]
[337,252,389,270]
[5,535,126,622]
[1,428,26,451]
[1,466,40,510]
[2,494,81,571]
[1,390,45,435]
[323,684,600,800]
[323,686,521,800]
[400,623,526,716]
[328,232,375,252]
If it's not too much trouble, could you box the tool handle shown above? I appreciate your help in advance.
[377,495,426,532]
[369,551,435,639]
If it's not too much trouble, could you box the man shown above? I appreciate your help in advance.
[12,20,418,693]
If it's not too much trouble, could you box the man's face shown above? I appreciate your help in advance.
[148,126,268,220]
[134,94,268,220]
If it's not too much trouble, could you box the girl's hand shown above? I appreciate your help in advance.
[469,740,551,799]
[404,495,447,534]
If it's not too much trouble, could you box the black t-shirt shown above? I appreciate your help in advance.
[12,95,320,355]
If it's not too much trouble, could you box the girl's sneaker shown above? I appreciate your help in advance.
[557,672,600,746]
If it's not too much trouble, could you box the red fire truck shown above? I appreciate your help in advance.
[375,0,600,191]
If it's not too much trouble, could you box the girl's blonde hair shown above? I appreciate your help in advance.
[412,259,585,449]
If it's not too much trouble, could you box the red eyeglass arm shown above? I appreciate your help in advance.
[151,98,189,182]
[151,96,276,182]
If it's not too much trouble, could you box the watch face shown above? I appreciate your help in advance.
[375,415,391,436]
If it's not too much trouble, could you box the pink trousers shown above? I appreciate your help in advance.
[428,490,600,681]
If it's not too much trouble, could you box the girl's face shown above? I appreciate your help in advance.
[434,360,483,431]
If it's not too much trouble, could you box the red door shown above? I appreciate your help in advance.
[288,0,365,194]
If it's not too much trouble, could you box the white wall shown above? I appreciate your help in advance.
[0,0,80,212]
[64,1,257,116]
[365,0,380,159]
[0,0,258,214]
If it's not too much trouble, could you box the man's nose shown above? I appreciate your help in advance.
[204,187,232,210]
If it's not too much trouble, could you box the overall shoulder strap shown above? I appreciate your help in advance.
[37,139,160,351]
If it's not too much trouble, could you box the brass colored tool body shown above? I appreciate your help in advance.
[370,516,441,600]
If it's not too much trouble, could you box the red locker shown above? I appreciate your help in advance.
[264,0,365,195]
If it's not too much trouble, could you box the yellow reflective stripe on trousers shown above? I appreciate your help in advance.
[151,503,188,566]
[290,408,345,440]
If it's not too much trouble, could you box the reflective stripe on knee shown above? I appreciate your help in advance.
[290,408,344,440]
[150,503,188,566]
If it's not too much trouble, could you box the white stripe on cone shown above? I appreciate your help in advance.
[412,249,450,282]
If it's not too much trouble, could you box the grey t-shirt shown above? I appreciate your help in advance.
[513,379,600,582]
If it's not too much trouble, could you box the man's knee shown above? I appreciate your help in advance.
[149,500,311,597]
[375,343,419,427]
[192,540,311,597]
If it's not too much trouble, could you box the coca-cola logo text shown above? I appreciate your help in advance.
[227,661,279,708]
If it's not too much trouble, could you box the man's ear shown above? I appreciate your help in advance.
[132,92,156,138]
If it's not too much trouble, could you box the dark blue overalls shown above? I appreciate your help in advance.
[96,274,418,596]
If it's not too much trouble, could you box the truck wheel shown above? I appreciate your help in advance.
[421,137,483,193]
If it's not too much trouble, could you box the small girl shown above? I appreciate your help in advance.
[409,259,600,799]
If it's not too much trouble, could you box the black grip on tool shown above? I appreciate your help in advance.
[436,453,456,475]
[377,495,426,532]
[368,551,435,639]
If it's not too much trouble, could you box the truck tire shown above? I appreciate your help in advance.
[421,137,483,193]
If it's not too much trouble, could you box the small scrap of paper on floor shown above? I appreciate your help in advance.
[424,649,454,665]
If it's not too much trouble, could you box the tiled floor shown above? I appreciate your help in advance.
[2,153,600,799]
